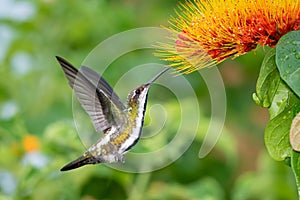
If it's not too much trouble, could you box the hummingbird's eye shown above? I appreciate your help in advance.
[135,89,140,95]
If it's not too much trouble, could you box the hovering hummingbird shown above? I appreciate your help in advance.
[56,56,169,171]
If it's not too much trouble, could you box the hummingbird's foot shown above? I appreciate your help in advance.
[100,152,125,163]
[119,154,126,163]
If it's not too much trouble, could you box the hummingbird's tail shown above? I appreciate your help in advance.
[60,153,96,171]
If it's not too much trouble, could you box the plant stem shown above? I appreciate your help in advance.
[127,173,151,200]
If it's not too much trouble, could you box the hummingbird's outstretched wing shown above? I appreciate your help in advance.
[80,66,126,126]
[56,56,126,132]
[80,66,125,111]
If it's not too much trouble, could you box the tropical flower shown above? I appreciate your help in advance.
[156,0,300,74]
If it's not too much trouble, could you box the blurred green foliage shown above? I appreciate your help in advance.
[0,0,297,199]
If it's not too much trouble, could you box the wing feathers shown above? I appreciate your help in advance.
[56,56,125,132]
[80,66,125,110]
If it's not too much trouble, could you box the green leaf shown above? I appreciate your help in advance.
[291,150,300,197]
[253,48,280,108]
[265,83,300,160]
[276,30,300,98]
[253,45,300,161]
[268,83,290,119]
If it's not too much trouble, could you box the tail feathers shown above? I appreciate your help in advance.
[60,153,97,171]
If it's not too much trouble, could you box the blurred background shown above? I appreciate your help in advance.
[0,0,297,199]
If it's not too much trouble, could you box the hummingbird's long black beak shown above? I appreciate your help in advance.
[146,67,170,85]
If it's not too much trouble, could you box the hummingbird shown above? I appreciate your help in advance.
[56,56,169,171]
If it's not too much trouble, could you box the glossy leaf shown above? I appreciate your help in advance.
[276,30,300,98]
[253,48,280,108]
[265,82,300,160]
[254,46,300,161]
[268,83,290,119]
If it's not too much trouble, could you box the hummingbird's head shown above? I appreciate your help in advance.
[127,67,170,109]
[128,84,151,108]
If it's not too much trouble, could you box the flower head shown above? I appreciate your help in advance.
[156,0,300,74]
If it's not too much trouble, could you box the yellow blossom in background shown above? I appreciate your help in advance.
[156,0,300,74]
[23,134,40,152]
